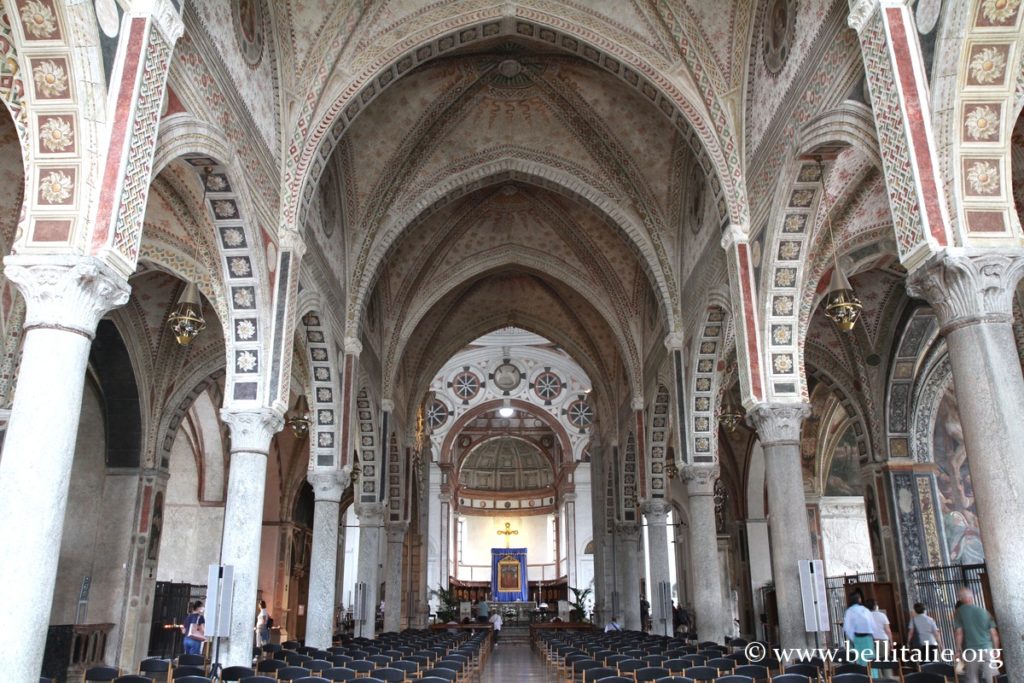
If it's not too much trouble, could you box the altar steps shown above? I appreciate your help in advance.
[496,624,531,646]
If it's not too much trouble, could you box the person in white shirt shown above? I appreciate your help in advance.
[843,593,875,665]
[865,598,893,668]
[604,616,623,633]
[489,611,503,646]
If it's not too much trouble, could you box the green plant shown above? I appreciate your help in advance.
[568,586,592,623]
[431,584,460,623]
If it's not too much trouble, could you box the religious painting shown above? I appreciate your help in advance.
[932,383,985,564]
[497,556,520,592]
[825,425,864,496]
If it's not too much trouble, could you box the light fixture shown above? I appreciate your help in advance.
[168,281,206,345]
[498,398,515,418]
[351,452,361,485]
[286,394,311,437]
[167,166,213,346]
[817,157,862,333]
[718,397,744,433]
[665,460,678,479]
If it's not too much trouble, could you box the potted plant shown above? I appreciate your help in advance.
[431,585,460,623]
[568,586,592,623]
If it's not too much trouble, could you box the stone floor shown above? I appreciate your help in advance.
[481,643,554,681]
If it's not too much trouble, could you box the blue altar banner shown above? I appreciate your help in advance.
[491,547,528,602]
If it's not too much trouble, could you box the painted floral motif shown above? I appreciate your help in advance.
[699,341,716,354]
[783,214,806,232]
[695,437,710,451]
[790,189,815,207]
[696,377,711,391]
[39,116,72,152]
[20,0,57,38]
[314,367,330,381]
[212,199,236,218]
[697,359,713,372]
[772,325,793,344]
[236,351,257,372]
[969,47,1007,85]
[774,268,796,287]
[311,348,328,361]
[964,105,999,141]
[221,227,244,247]
[966,160,1000,194]
[773,295,794,315]
[773,354,794,373]
[38,169,71,203]
[317,409,333,424]
[695,397,711,411]
[235,319,256,340]
[316,387,332,402]
[32,60,66,97]
[206,174,228,191]
[694,416,710,431]
[981,0,1020,23]
[232,287,254,307]
[318,433,333,447]
[228,256,251,277]
[778,241,801,259]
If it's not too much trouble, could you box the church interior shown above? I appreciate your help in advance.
[0,0,1022,681]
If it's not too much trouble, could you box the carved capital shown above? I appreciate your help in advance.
[387,521,410,542]
[355,501,387,525]
[308,470,346,503]
[279,229,307,259]
[343,337,363,356]
[847,0,880,33]
[3,255,130,338]
[381,398,395,413]
[906,250,1024,333]
[720,223,748,250]
[682,464,720,496]
[640,498,671,520]
[747,402,811,447]
[220,407,284,454]
[614,521,640,538]
[664,331,685,351]
[150,0,184,43]
[631,396,645,411]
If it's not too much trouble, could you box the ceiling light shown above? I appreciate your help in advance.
[499,398,514,418]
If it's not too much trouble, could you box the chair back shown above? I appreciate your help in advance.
[276,666,311,682]
[770,675,810,683]
[139,659,170,674]
[373,669,407,682]
[716,677,756,683]
[175,655,205,668]
[238,677,276,683]
[307,659,333,673]
[831,674,871,683]
[114,677,153,683]
[685,665,719,681]
[345,660,376,673]
[904,674,947,683]
[920,662,956,681]
[171,667,205,679]
[219,666,253,682]
[85,666,120,682]
[734,664,770,681]
[708,657,735,671]
[617,658,644,673]
[583,667,617,682]
[634,666,670,682]
[321,667,357,681]
[170,678,209,683]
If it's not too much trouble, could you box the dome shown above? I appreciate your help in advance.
[459,437,553,492]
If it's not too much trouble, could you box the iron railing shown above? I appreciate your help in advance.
[911,563,988,651]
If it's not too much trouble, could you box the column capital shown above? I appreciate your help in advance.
[631,396,644,411]
[682,464,720,496]
[308,470,346,502]
[343,337,363,356]
[664,331,685,351]
[381,398,394,412]
[747,402,810,447]
[148,0,185,43]
[561,492,577,504]
[220,407,284,454]
[386,521,410,542]
[355,501,387,525]
[3,255,130,339]
[906,249,1024,334]
[720,223,748,250]
[615,521,640,538]
[640,499,671,519]
[847,0,880,33]
[278,229,307,259]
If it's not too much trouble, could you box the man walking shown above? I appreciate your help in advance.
[955,587,1001,683]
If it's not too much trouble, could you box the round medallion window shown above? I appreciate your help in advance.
[533,371,563,401]
[426,399,449,430]
[450,371,481,401]
[491,362,522,392]
[566,399,594,430]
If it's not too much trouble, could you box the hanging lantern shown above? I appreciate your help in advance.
[168,281,206,345]
[718,399,744,433]
[665,460,678,480]
[824,265,863,333]
[287,394,311,438]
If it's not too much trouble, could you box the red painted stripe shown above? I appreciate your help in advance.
[635,410,646,498]
[139,484,152,532]
[91,18,148,251]
[736,243,763,400]
[886,7,948,246]
[340,354,354,465]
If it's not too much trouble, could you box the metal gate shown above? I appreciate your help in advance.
[825,572,876,646]
[911,564,989,652]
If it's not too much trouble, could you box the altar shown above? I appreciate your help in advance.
[491,547,528,602]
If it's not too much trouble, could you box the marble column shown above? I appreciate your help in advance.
[383,522,409,632]
[616,522,642,630]
[0,257,129,678]
[641,499,672,636]
[218,408,284,666]
[683,466,727,644]
[306,470,348,649]
[563,493,578,589]
[590,445,609,625]
[355,501,386,639]
[908,251,1024,674]
[748,403,812,649]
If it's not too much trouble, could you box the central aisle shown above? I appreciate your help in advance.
[481,643,553,682]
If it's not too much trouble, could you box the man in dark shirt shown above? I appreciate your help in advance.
[954,588,1000,683]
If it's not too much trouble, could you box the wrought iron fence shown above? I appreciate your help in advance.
[911,563,989,652]
[825,572,876,646]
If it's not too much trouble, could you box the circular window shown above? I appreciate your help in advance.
[533,371,563,401]
[566,399,594,430]
[450,371,481,401]
[426,399,449,430]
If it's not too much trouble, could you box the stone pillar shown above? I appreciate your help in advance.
[907,251,1024,674]
[684,466,727,644]
[306,470,347,649]
[641,500,673,636]
[354,501,386,639]
[0,257,129,677]
[563,493,578,589]
[590,444,609,625]
[748,403,813,648]
[383,522,408,633]
[745,517,773,641]
[616,522,642,630]
[218,408,284,666]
